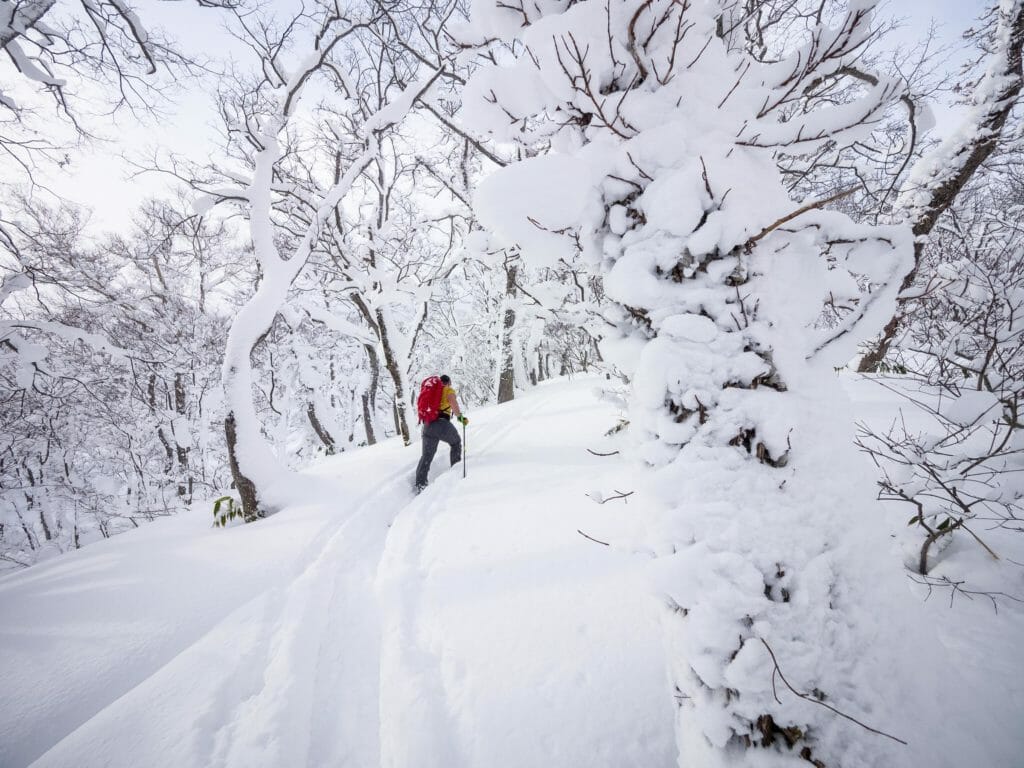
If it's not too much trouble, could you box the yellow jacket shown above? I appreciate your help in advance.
[439,386,457,417]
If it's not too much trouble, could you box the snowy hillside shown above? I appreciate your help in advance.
[4,1,1024,766]
[0,378,675,768]
[2,376,1022,768]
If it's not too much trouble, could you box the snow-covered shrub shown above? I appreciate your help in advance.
[856,381,1021,576]
[857,152,1024,578]
[461,0,915,763]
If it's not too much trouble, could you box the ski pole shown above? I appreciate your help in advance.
[462,420,467,479]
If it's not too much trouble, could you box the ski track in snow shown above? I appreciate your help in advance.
[375,394,554,768]
[377,475,465,768]
[199,468,415,768]
[19,461,417,768]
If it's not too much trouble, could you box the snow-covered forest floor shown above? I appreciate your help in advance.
[1,378,674,768]
[2,376,1021,768]
[4,0,1024,765]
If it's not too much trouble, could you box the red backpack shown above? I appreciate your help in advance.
[417,376,445,425]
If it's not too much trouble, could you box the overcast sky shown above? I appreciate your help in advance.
[49,0,992,233]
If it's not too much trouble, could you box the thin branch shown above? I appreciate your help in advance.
[586,489,634,504]
[745,187,856,250]
[577,528,610,546]
[760,639,908,746]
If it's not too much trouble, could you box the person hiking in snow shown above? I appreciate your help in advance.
[414,374,468,492]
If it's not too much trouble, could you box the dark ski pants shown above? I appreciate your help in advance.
[415,417,461,487]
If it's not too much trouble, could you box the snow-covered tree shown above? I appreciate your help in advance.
[856,139,1024,582]
[463,0,916,764]
[858,0,1024,372]
[847,1,1024,594]
[0,0,229,189]
[181,1,459,519]
[1,0,244,563]
[0,195,240,568]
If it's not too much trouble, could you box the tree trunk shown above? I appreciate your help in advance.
[224,413,261,522]
[497,262,518,403]
[15,508,35,551]
[858,2,1024,371]
[361,392,377,445]
[221,310,280,521]
[362,343,380,445]
[376,309,412,444]
[173,372,191,500]
[23,464,51,541]
[307,401,337,455]
[220,272,298,521]
[36,503,51,543]
[149,374,176,482]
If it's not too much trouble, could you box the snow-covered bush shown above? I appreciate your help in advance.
[857,145,1024,579]
[462,0,916,763]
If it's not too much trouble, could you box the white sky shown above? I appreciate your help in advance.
[45,0,992,234]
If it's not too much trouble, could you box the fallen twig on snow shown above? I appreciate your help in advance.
[577,529,610,546]
[586,489,634,504]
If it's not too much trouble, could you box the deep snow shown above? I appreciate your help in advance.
[1,376,1022,768]
[0,377,675,768]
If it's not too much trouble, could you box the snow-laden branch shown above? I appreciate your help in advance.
[0,272,30,306]
[0,0,56,49]
[900,0,1024,237]
[302,305,378,345]
[858,0,1024,372]
[1,319,135,360]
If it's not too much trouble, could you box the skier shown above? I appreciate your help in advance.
[415,374,468,493]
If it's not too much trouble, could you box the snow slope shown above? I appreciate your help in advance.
[0,377,676,768]
[3,375,1022,768]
